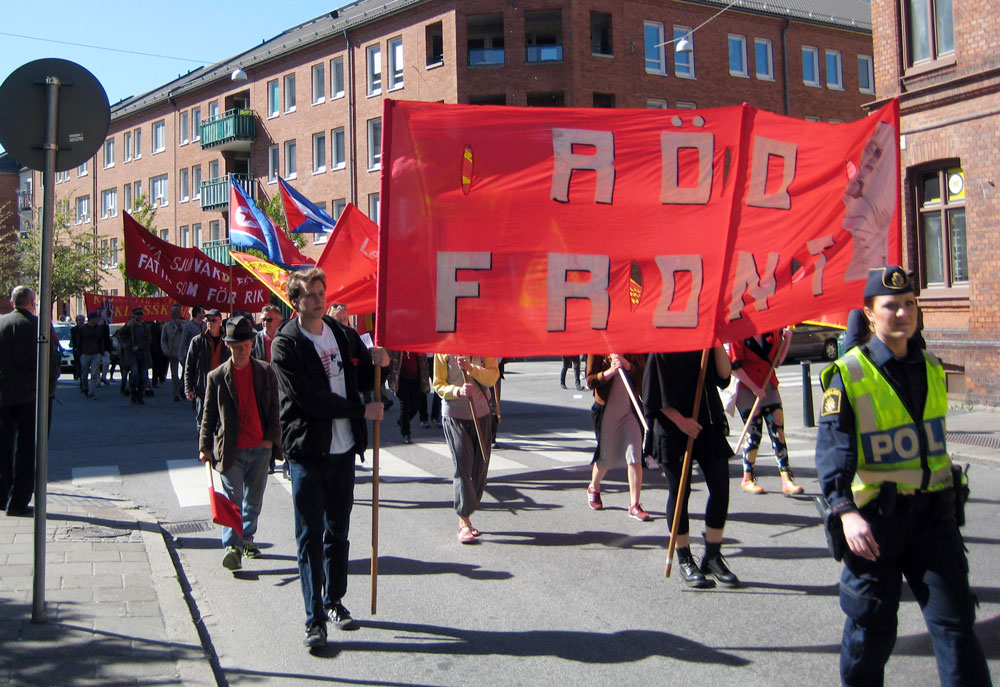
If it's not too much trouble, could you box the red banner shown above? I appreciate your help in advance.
[229,251,293,308]
[122,213,269,312]
[377,100,901,356]
[315,203,378,313]
[83,294,189,323]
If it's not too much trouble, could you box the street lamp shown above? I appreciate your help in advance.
[656,0,741,52]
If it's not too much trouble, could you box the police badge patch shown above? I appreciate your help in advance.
[821,388,842,417]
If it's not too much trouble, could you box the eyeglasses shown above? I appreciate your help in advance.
[206,318,221,323]
[262,318,275,323]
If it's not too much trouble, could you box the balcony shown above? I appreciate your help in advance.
[200,173,252,211]
[16,190,32,211]
[468,48,505,66]
[526,44,563,63]
[200,109,256,151]
[201,239,232,265]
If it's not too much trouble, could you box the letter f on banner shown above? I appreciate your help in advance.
[437,251,492,332]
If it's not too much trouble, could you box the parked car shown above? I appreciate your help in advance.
[785,323,843,362]
[51,322,75,372]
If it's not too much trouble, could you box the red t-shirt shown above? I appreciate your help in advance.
[209,336,225,371]
[729,332,780,389]
[233,363,264,449]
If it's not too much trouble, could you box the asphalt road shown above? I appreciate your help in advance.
[47,360,1000,686]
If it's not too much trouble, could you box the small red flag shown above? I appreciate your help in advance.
[208,487,243,537]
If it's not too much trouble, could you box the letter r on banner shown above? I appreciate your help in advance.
[547,253,610,331]
[550,129,615,204]
[436,251,492,332]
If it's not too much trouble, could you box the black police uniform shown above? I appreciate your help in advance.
[815,272,991,686]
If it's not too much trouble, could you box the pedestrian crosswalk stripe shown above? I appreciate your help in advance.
[362,447,437,480]
[71,465,121,486]
[419,440,527,471]
[166,459,209,508]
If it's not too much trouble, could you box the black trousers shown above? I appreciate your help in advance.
[0,399,51,513]
[396,377,427,436]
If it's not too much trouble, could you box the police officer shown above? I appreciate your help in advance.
[815,266,991,686]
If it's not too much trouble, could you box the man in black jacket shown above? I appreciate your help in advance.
[270,268,388,650]
[0,286,60,516]
[184,309,229,430]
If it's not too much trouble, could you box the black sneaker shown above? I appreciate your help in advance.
[222,546,242,570]
[303,622,327,648]
[242,542,262,559]
[676,548,715,589]
[326,601,357,630]
[701,550,741,588]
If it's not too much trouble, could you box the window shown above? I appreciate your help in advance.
[590,12,612,56]
[101,239,109,267]
[312,132,326,173]
[367,118,382,170]
[388,37,404,89]
[646,99,668,109]
[133,181,142,206]
[467,14,505,66]
[526,92,565,107]
[180,225,189,248]
[333,198,347,220]
[676,101,697,109]
[151,174,168,207]
[283,74,296,112]
[134,128,142,158]
[209,101,219,119]
[179,111,189,145]
[367,45,382,95]
[109,238,118,267]
[124,183,132,213]
[78,161,88,176]
[858,54,875,94]
[192,107,201,141]
[209,221,220,242]
[179,168,190,202]
[332,128,346,169]
[159,229,169,242]
[313,201,331,244]
[644,22,665,75]
[192,165,201,199]
[802,46,820,86]
[426,22,444,66]
[152,120,165,153]
[755,38,773,80]
[728,35,748,77]
[311,63,325,104]
[75,195,89,224]
[673,26,694,78]
[804,115,821,122]
[331,57,345,98]
[368,192,380,224]
[101,188,117,218]
[284,140,297,179]
[825,50,843,89]
[208,160,219,180]
[593,92,615,108]
[917,165,967,288]
[124,132,132,162]
[103,138,115,168]
[468,94,506,105]
[268,80,279,117]
[192,223,202,246]
[525,10,562,63]
[268,145,279,182]
[904,0,954,68]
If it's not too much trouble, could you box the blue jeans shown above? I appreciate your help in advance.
[129,358,147,396]
[290,451,356,627]
[218,445,270,549]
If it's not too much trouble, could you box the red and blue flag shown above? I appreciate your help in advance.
[229,178,314,270]
[279,177,337,233]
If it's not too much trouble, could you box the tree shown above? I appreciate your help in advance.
[260,191,307,250]
[118,194,161,298]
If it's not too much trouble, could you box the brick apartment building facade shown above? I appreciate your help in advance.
[8,1,873,322]
[866,0,1000,406]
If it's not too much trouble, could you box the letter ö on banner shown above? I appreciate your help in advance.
[546,253,610,332]
[660,132,714,205]
[436,251,492,333]
[652,255,703,328]
[728,251,779,321]
[550,129,615,204]
[746,136,798,210]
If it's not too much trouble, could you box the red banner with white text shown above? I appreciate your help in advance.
[315,203,378,314]
[122,213,269,312]
[377,100,900,356]
[83,294,189,324]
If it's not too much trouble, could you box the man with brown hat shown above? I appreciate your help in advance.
[199,315,280,571]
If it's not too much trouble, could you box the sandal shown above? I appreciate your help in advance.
[457,525,476,544]
[469,527,481,538]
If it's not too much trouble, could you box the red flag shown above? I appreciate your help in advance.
[315,203,378,312]
[206,462,243,536]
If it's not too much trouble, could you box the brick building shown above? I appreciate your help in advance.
[866,0,1000,406]
[9,0,873,317]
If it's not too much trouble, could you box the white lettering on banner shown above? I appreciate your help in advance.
[660,132,714,205]
[550,129,615,205]
[358,237,379,261]
[169,256,230,283]
[546,253,610,332]
[807,236,835,296]
[182,282,199,298]
[746,136,798,210]
[728,251,779,321]
[652,255,702,328]
[136,252,171,282]
[436,251,491,333]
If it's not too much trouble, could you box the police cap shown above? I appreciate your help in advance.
[864,265,914,299]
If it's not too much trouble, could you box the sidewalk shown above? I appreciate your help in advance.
[0,485,214,687]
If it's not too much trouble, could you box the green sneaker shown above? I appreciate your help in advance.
[242,542,262,559]
[222,546,242,570]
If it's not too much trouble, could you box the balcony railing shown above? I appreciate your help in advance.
[201,239,232,266]
[200,109,256,151]
[16,190,32,211]
[526,44,563,63]
[468,48,505,66]
[200,173,252,211]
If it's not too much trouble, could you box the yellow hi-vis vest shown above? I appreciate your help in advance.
[821,347,952,508]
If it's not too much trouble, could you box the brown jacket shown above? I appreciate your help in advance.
[585,354,646,406]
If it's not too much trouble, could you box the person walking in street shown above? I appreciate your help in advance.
[76,311,108,400]
[433,354,499,544]
[584,353,650,520]
[198,316,280,572]
[0,286,60,516]
[388,350,430,444]
[251,304,283,364]
[160,304,187,402]
[815,265,991,686]
[559,355,583,390]
[179,304,206,367]
[121,308,152,404]
[643,347,739,589]
[270,268,388,650]
[70,313,85,391]
[729,328,804,495]
[185,309,230,430]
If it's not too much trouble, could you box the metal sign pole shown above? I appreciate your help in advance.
[31,76,61,623]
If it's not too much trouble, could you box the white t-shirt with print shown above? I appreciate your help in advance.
[299,320,354,455]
